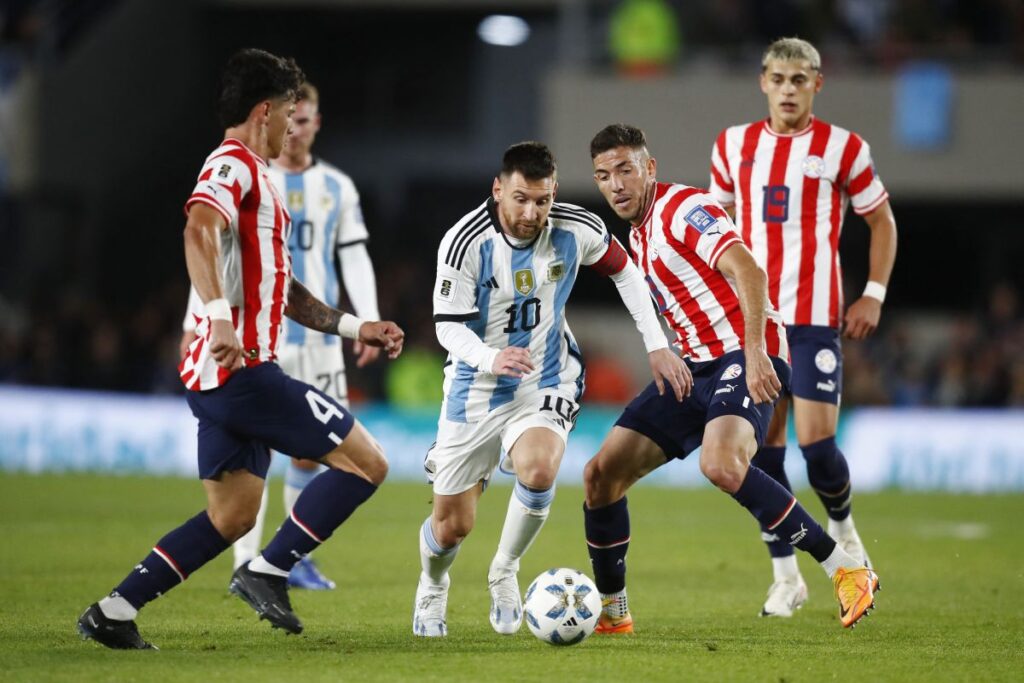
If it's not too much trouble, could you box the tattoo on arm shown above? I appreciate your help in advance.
[285,278,342,334]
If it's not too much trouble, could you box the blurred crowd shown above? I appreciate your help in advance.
[1,277,1020,409]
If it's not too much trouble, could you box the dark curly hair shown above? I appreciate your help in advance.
[500,141,557,181]
[590,123,648,159]
[218,48,305,128]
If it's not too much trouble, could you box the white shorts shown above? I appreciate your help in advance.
[425,386,581,495]
[276,343,349,408]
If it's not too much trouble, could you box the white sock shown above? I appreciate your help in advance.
[248,554,290,578]
[772,554,801,582]
[820,543,859,579]
[490,481,553,578]
[420,517,458,586]
[233,482,269,569]
[98,595,138,621]
[601,590,629,618]
[828,515,856,538]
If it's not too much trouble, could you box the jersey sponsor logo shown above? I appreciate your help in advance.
[720,363,743,380]
[287,190,304,212]
[814,349,838,373]
[547,260,565,282]
[436,275,458,302]
[684,205,717,233]
[513,268,536,296]
[802,155,826,179]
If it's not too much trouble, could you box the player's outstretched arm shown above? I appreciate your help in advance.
[286,277,404,359]
[844,200,897,340]
[716,243,782,405]
[183,203,242,369]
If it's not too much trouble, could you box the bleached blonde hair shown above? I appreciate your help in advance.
[761,37,821,71]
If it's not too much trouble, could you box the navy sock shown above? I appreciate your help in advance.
[584,497,630,594]
[261,469,377,571]
[801,436,852,521]
[113,511,229,610]
[750,446,794,559]
[731,466,836,563]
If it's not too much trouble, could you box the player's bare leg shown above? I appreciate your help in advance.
[702,415,877,627]
[414,482,483,637]
[488,427,565,634]
[231,472,270,570]
[583,426,671,634]
[749,398,808,616]
[234,421,387,634]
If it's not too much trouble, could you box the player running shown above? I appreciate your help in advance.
[709,37,896,617]
[77,49,403,650]
[583,124,879,633]
[412,141,689,637]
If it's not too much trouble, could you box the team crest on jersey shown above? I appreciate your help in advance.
[721,363,743,380]
[814,349,838,374]
[547,260,565,282]
[513,269,536,296]
[684,206,716,233]
[287,190,304,212]
[802,155,826,179]
[436,275,458,302]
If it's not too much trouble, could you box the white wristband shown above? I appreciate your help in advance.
[862,281,887,303]
[206,298,232,321]
[337,313,366,340]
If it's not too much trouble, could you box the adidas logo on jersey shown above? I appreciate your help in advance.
[481,276,499,289]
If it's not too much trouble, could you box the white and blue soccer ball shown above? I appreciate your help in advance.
[523,568,602,646]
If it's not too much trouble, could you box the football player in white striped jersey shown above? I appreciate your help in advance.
[182,82,382,591]
[709,38,897,618]
[412,141,690,637]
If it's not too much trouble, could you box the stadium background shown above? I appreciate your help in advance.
[1,2,1023,680]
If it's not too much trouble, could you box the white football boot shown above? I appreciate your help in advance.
[412,575,449,637]
[760,575,809,617]
[487,571,523,634]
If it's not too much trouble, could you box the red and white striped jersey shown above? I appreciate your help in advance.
[709,117,888,328]
[630,182,788,363]
[179,138,292,391]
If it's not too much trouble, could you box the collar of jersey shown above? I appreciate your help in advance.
[222,138,269,166]
[487,197,545,250]
[761,116,816,138]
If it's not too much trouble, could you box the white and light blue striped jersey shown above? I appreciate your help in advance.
[434,198,627,423]
[268,158,369,347]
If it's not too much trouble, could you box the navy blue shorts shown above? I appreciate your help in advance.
[615,349,792,461]
[787,325,842,404]
[185,363,356,480]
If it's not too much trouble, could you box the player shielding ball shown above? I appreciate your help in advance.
[709,37,897,617]
[583,124,879,632]
[77,48,403,650]
[413,141,689,637]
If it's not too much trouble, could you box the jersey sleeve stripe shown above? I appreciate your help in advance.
[710,164,734,193]
[550,205,603,234]
[707,234,742,270]
[852,190,889,216]
[589,238,628,276]
[738,123,763,247]
[847,165,875,196]
[337,238,368,249]
[446,212,489,269]
[837,133,863,188]
[453,222,491,271]
[434,312,481,323]
[185,195,233,225]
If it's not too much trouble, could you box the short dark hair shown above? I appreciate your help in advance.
[218,48,305,128]
[501,141,556,181]
[590,123,648,158]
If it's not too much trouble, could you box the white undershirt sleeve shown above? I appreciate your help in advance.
[435,321,499,374]
[338,242,380,321]
[608,262,670,354]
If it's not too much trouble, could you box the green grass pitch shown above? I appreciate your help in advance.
[1,473,1022,682]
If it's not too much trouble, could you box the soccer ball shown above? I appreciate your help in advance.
[523,568,602,646]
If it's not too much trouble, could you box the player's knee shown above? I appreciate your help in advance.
[208,506,258,542]
[583,457,620,507]
[363,450,389,487]
[516,463,557,490]
[699,446,748,493]
[435,515,474,547]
